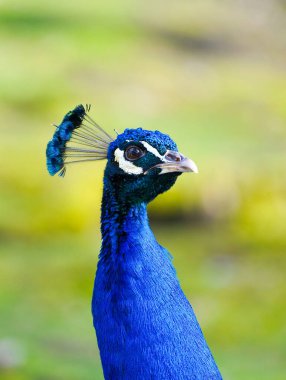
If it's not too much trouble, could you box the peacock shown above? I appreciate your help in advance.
[46,105,222,380]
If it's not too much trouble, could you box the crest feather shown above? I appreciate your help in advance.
[46,104,113,176]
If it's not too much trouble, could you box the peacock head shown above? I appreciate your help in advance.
[46,105,198,205]
[105,128,198,204]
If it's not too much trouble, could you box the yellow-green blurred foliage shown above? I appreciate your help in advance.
[0,1,286,379]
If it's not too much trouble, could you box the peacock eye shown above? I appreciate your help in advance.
[124,145,145,161]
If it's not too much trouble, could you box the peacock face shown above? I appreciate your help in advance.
[105,128,198,204]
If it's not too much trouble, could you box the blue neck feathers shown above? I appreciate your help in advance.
[92,178,222,380]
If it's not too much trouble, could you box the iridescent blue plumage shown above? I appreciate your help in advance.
[46,106,222,379]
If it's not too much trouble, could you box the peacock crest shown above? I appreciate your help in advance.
[46,104,113,177]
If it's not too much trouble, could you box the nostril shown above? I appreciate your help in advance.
[165,151,182,162]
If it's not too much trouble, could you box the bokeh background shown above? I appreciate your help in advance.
[1,1,286,379]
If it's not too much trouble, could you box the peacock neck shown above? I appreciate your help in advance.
[100,178,152,261]
[93,178,222,380]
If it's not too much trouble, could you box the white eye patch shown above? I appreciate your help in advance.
[140,141,164,160]
[114,148,143,175]
[114,141,165,175]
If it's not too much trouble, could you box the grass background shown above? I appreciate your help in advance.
[0,0,286,379]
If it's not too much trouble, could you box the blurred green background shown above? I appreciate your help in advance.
[1,0,286,379]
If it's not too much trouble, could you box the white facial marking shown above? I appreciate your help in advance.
[140,141,165,161]
[114,148,143,175]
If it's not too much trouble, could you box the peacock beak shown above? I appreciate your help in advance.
[173,155,199,174]
[145,150,199,175]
